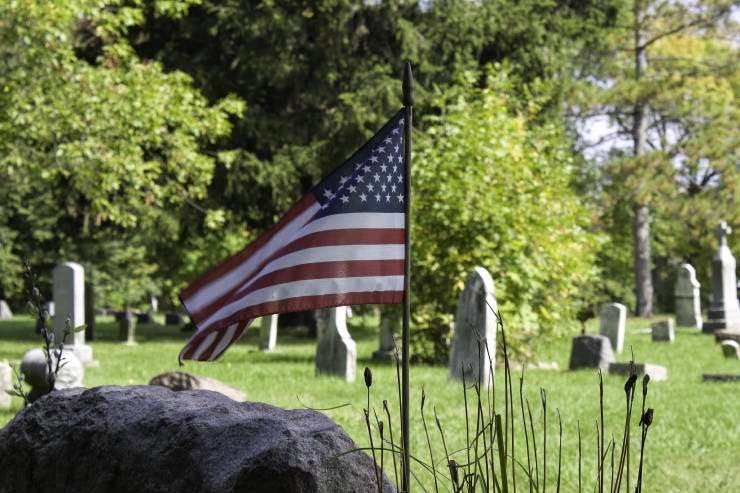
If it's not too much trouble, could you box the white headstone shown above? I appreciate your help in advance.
[150,295,159,313]
[705,222,740,332]
[44,301,55,317]
[600,303,626,354]
[651,319,675,342]
[315,307,356,381]
[53,262,92,364]
[0,300,12,320]
[0,361,11,410]
[20,347,84,401]
[674,263,702,329]
[449,267,497,387]
[258,314,278,352]
[720,340,740,359]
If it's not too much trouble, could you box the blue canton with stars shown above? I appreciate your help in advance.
[312,110,405,217]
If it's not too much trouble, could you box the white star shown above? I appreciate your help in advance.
[340,195,349,204]
[323,189,332,199]
[387,175,393,182]
[356,175,364,183]
[384,137,392,144]
[398,175,403,183]
[363,165,371,173]
[378,146,386,153]
[340,175,348,184]
[373,147,381,154]
[399,117,405,125]
[393,165,398,173]
[381,184,387,192]
[397,194,404,203]
[394,145,399,153]
[355,163,362,170]
[392,128,400,135]
[359,193,367,202]
[367,184,375,192]
[385,194,391,202]
[387,154,394,162]
[374,173,381,182]
[380,164,387,172]
[348,185,356,193]
[391,184,397,193]
[375,193,381,202]
[370,156,379,164]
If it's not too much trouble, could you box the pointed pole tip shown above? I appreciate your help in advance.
[403,61,414,107]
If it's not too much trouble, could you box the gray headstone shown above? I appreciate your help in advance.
[315,307,356,381]
[651,319,675,342]
[258,314,278,352]
[165,312,185,326]
[449,267,497,387]
[720,340,740,359]
[674,263,702,329]
[53,262,93,364]
[0,362,11,410]
[373,306,399,361]
[608,362,667,382]
[568,334,615,371]
[44,301,55,317]
[704,222,740,332]
[599,303,626,354]
[20,348,84,401]
[0,300,12,320]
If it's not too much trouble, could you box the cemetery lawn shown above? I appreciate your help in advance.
[2,315,738,492]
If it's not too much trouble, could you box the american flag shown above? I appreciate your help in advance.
[179,110,407,361]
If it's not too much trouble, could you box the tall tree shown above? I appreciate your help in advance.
[572,0,737,315]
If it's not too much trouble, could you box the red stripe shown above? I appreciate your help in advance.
[180,195,316,299]
[208,321,249,361]
[204,290,404,334]
[189,228,404,323]
[238,260,404,298]
[196,326,225,361]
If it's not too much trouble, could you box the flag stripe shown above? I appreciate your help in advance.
[191,244,405,324]
[199,275,404,331]
[182,198,320,308]
[208,321,250,361]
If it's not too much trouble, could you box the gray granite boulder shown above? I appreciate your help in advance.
[0,385,394,493]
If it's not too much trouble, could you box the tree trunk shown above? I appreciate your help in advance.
[632,0,653,316]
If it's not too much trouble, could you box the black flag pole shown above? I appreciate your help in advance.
[401,60,413,493]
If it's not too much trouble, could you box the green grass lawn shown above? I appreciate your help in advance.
[2,314,739,492]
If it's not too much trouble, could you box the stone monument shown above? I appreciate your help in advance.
[720,340,740,359]
[448,267,497,387]
[53,262,93,364]
[20,347,84,402]
[568,334,615,371]
[674,263,702,329]
[0,300,12,320]
[373,306,399,361]
[258,314,278,352]
[704,222,740,332]
[315,307,356,382]
[0,361,11,410]
[599,302,626,354]
[651,319,675,342]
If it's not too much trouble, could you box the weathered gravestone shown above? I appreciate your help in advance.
[20,347,84,402]
[259,314,278,352]
[44,301,55,317]
[674,263,702,329]
[53,262,93,364]
[315,307,356,382]
[149,371,246,401]
[600,303,626,354]
[720,340,740,359]
[0,300,12,320]
[608,362,667,382]
[449,267,497,387]
[651,319,675,342]
[373,306,399,361]
[568,334,615,371]
[704,222,740,332]
[0,361,11,410]
[165,312,185,326]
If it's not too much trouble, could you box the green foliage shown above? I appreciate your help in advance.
[412,70,603,358]
[0,0,242,306]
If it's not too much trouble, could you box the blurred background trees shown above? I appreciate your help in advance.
[0,0,736,358]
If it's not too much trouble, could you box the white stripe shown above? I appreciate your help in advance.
[233,244,404,296]
[191,331,219,360]
[185,211,402,314]
[296,213,404,238]
[207,323,240,361]
[184,203,320,313]
[199,275,403,329]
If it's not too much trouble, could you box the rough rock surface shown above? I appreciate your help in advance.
[0,386,395,493]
